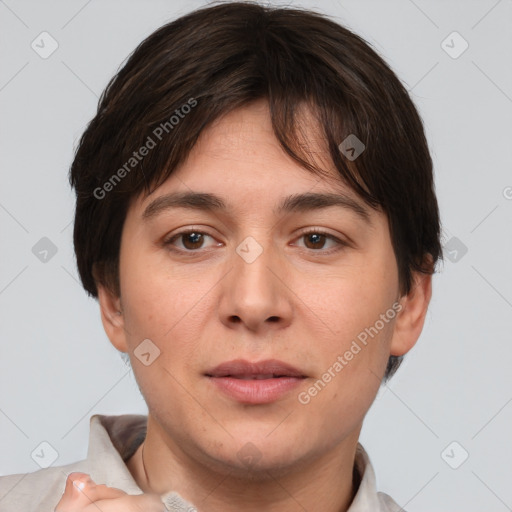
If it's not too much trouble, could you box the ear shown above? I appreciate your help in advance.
[390,270,432,357]
[97,284,129,353]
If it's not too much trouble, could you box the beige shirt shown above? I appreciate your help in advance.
[0,414,404,511]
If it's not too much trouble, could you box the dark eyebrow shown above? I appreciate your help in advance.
[142,191,226,220]
[142,191,372,223]
[274,192,371,223]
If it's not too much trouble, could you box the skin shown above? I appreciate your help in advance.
[63,99,431,512]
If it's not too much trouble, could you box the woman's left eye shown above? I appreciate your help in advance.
[294,231,346,252]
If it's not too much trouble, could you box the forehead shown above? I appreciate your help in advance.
[142,101,351,197]
[130,100,377,226]
[189,99,330,170]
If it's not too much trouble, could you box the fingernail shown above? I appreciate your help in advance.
[74,480,86,491]
[72,475,92,493]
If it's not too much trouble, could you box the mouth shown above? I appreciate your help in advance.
[205,358,307,379]
[210,374,296,380]
[205,359,307,404]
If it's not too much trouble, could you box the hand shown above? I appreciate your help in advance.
[55,472,165,511]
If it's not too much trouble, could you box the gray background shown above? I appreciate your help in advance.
[1,0,511,510]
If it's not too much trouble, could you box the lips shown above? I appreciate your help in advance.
[205,359,307,404]
[205,359,306,379]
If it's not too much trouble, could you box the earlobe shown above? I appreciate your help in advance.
[97,284,129,353]
[390,271,432,357]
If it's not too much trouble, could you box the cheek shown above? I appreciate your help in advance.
[302,318,396,435]
[299,235,398,338]
[119,246,189,332]
[295,262,398,406]
[119,256,217,372]
[298,264,397,348]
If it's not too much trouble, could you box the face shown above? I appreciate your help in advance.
[100,99,427,477]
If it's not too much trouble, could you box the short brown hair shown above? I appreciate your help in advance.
[70,1,442,379]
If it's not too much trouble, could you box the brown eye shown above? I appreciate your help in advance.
[303,232,328,250]
[294,230,347,253]
[180,232,205,250]
[165,230,218,252]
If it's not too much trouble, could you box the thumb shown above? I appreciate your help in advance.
[55,472,126,511]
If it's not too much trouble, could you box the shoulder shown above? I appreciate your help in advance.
[377,491,405,512]
[0,459,88,512]
[0,413,147,512]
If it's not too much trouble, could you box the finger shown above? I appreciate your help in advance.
[55,473,126,511]
[85,493,167,512]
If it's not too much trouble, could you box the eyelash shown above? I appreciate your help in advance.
[163,227,348,255]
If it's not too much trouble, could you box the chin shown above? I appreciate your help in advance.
[199,431,314,479]
[206,450,307,481]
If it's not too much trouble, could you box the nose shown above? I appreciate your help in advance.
[218,236,293,334]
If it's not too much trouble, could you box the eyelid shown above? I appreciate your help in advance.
[292,227,349,251]
[294,226,344,239]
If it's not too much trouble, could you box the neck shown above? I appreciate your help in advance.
[127,419,361,512]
